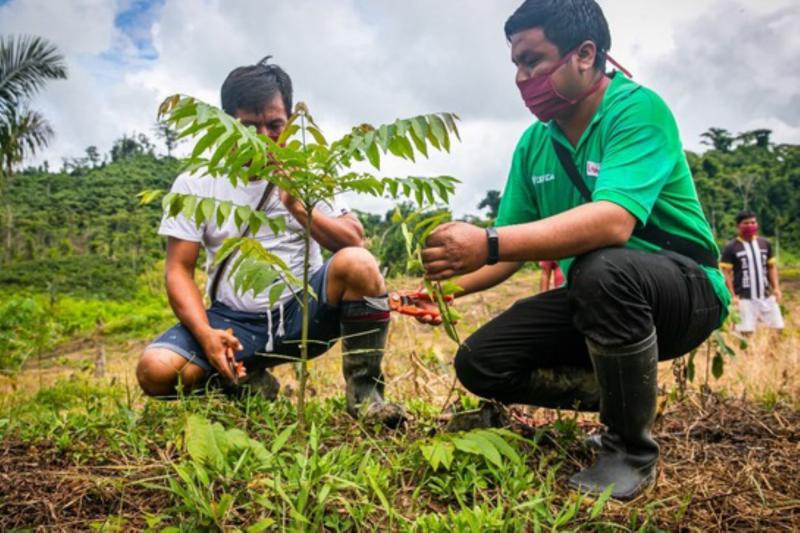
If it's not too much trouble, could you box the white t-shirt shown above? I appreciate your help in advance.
[158,173,350,312]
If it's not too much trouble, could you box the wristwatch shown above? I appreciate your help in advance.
[486,227,499,265]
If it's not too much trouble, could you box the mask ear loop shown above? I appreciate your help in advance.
[604,52,632,78]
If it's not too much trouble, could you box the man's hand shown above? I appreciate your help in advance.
[280,189,305,217]
[198,327,245,383]
[422,222,488,281]
[773,288,782,302]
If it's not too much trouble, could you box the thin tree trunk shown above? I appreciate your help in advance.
[4,205,13,263]
[296,207,313,438]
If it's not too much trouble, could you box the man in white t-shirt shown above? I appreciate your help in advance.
[136,57,405,427]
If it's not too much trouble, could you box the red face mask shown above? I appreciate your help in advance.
[740,222,758,239]
[516,48,630,122]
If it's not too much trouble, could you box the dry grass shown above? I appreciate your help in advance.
[3,270,798,408]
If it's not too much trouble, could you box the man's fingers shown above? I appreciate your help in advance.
[420,246,447,263]
[425,269,457,281]
[422,259,453,275]
[213,351,236,382]
[221,329,243,351]
[424,222,453,247]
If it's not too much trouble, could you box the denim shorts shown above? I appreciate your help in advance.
[148,262,341,373]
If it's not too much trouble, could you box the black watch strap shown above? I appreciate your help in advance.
[486,227,499,265]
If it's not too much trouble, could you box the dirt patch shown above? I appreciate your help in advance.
[0,441,168,531]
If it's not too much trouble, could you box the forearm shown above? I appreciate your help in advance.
[290,207,363,251]
[166,267,211,339]
[768,265,780,292]
[454,261,524,298]
[722,270,735,297]
[497,201,634,262]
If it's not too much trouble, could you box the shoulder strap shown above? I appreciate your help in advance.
[209,181,276,302]
[549,138,719,268]
[551,139,592,202]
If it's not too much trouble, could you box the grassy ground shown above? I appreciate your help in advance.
[1,270,798,531]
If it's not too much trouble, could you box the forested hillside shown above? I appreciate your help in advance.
[1,150,180,298]
[1,128,798,302]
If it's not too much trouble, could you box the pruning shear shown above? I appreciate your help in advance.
[388,290,453,320]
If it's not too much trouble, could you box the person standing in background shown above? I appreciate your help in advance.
[720,210,784,334]
[538,260,565,291]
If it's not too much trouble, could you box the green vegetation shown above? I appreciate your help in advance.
[0,377,624,531]
[690,127,800,250]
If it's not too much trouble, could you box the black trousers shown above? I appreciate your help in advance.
[455,247,723,406]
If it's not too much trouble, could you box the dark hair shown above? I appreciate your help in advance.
[220,56,293,116]
[736,210,757,224]
[504,0,611,70]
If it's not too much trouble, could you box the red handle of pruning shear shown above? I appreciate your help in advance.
[388,290,453,319]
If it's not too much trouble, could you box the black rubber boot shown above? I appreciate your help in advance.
[568,330,659,500]
[524,366,600,412]
[341,297,406,428]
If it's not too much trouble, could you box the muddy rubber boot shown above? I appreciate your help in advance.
[444,401,508,432]
[341,297,407,428]
[239,367,281,401]
[568,330,659,500]
[584,433,603,450]
[523,366,600,412]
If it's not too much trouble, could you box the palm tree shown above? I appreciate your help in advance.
[0,35,65,262]
[0,104,54,177]
[700,127,733,153]
[0,35,67,125]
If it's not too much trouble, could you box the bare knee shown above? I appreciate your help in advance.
[137,348,204,398]
[329,247,385,299]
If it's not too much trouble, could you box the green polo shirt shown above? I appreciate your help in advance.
[496,73,730,323]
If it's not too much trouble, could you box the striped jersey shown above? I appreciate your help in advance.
[720,236,775,299]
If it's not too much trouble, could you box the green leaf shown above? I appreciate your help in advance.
[184,415,225,471]
[479,430,521,465]
[307,125,328,146]
[365,140,381,169]
[247,519,276,533]
[137,188,164,205]
[216,201,232,227]
[271,424,295,454]
[234,205,251,229]
[430,114,450,151]
[268,282,286,306]
[408,126,429,158]
[411,116,428,140]
[589,484,614,519]
[191,125,226,158]
[199,198,215,226]
[464,432,504,468]
[442,112,461,141]
[208,131,238,169]
[377,124,391,150]
[421,439,454,471]
[180,195,199,220]
[711,352,724,379]
[390,207,403,225]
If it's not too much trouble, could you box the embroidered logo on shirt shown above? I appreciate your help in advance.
[531,173,555,186]
[586,161,601,177]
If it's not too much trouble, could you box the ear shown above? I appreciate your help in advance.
[575,40,598,73]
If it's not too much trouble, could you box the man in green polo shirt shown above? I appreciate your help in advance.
[418,0,729,500]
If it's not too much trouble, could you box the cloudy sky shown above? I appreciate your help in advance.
[1,0,798,216]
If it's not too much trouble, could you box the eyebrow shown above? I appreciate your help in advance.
[512,50,540,66]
